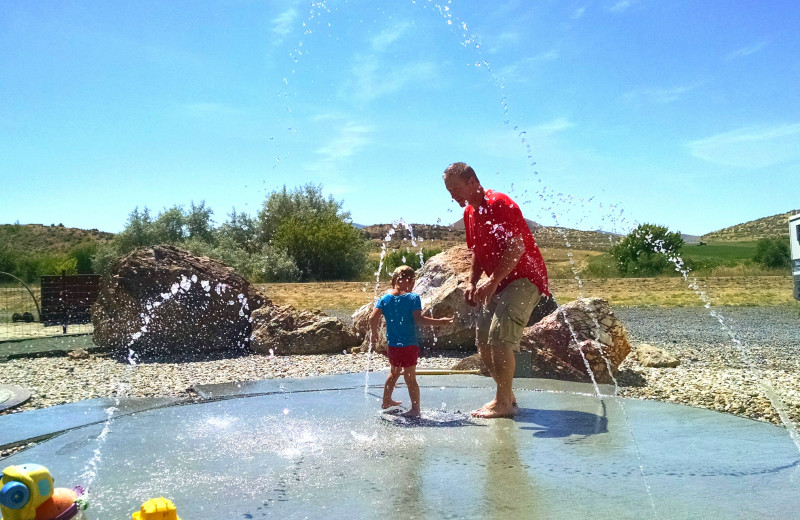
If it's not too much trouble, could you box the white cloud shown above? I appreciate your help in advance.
[497,51,559,82]
[725,41,767,61]
[476,118,575,160]
[308,121,373,176]
[272,7,298,40]
[573,7,587,19]
[687,123,800,168]
[608,0,637,13]
[346,55,439,104]
[486,31,520,55]
[621,84,696,106]
[371,21,412,52]
[530,117,574,135]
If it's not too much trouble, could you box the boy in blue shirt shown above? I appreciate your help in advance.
[369,265,454,417]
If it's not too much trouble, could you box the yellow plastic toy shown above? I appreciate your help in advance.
[131,497,181,520]
[0,463,84,520]
[0,464,53,520]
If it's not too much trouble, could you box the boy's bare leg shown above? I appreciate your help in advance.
[401,365,421,417]
[382,365,403,408]
[473,346,517,418]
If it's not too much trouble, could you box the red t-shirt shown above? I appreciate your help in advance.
[464,189,549,296]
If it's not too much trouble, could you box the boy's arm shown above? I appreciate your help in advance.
[412,309,454,327]
[369,307,383,346]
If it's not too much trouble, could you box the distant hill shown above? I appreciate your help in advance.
[363,220,620,252]
[361,223,462,243]
[0,223,113,255]
[452,217,542,231]
[702,210,799,242]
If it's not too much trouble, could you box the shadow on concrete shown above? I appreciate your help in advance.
[516,406,609,438]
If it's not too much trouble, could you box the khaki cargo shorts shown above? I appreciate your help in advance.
[476,278,541,352]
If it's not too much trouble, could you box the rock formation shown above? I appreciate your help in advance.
[250,304,360,355]
[634,343,680,368]
[91,245,268,354]
[520,297,630,384]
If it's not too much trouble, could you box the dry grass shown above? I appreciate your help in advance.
[259,282,391,313]
[260,275,797,312]
[551,276,796,307]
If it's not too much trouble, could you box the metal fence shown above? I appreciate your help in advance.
[0,272,97,342]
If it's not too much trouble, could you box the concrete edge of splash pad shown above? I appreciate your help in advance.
[191,371,616,400]
[0,397,182,450]
[0,373,613,451]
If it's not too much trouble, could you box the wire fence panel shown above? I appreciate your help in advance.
[0,272,96,342]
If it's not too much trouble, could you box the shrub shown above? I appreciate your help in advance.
[381,247,442,273]
[611,223,684,276]
[259,184,369,281]
[753,237,790,269]
[69,242,97,274]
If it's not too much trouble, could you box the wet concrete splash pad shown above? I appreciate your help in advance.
[2,373,798,519]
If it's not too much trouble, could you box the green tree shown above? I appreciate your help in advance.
[115,207,155,253]
[611,223,684,276]
[217,207,258,253]
[258,184,342,242]
[753,237,790,269]
[153,207,186,244]
[259,184,368,281]
[69,242,97,274]
[186,201,215,243]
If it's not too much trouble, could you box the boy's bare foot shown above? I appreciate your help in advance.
[402,409,421,418]
[382,399,402,409]
[471,401,516,418]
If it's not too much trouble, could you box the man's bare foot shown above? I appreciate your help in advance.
[382,399,402,409]
[402,409,421,418]
[472,398,497,415]
[471,402,516,418]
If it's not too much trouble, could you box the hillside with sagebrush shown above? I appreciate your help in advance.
[702,210,799,242]
[0,223,112,255]
[364,220,620,252]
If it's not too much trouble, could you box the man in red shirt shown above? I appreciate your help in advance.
[443,162,549,418]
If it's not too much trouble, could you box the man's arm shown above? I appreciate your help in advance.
[474,234,525,305]
[464,252,484,306]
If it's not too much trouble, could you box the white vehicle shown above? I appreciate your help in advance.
[790,213,800,301]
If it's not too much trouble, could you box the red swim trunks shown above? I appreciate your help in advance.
[387,345,419,368]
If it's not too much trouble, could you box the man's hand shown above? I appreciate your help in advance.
[464,282,477,306]
[474,277,500,306]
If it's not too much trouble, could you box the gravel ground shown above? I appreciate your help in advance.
[1,305,798,443]
[614,306,800,429]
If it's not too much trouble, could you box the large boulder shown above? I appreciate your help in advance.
[520,297,630,384]
[91,245,268,354]
[250,305,360,355]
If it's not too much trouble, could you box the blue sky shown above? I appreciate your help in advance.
[1,0,798,235]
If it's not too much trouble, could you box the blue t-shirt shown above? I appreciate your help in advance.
[375,292,422,347]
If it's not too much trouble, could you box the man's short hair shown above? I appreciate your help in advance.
[443,162,478,183]
[391,265,415,288]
